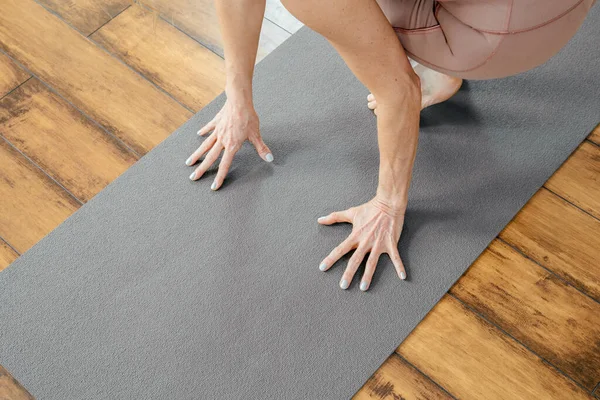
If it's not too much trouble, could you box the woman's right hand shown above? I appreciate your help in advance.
[186,98,273,190]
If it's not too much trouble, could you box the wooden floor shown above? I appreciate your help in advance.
[0,0,599,398]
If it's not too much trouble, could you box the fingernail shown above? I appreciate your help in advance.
[265,153,274,162]
[319,262,327,271]
[211,181,217,190]
[185,156,193,166]
[360,281,369,291]
[197,130,202,135]
[317,216,326,222]
[340,279,349,290]
[189,172,196,180]
[400,272,406,280]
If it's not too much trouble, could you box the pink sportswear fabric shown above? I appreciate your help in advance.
[377,0,596,79]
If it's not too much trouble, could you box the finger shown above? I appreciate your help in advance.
[319,236,356,272]
[197,118,217,136]
[360,249,382,291]
[190,142,223,181]
[249,135,274,162]
[340,244,369,290]
[387,244,407,280]
[211,149,236,190]
[186,134,217,166]
[317,210,353,225]
[367,93,374,102]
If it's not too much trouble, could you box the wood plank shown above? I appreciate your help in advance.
[140,0,291,62]
[0,365,33,400]
[0,240,18,272]
[36,0,131,36]
[545,141,600,219]
[91,5,225,111]
[0,0,192,155]
[354,354,453,400]
[398,295,594,400]
[0,79,138,202]
[265,0,303,34]
[589,124,600,146]
[0,52,29,99]
[0,140,80,253]
[450,240,600,390]
[500,188,600,301]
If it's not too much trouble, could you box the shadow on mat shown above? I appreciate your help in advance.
[420,82,482,128]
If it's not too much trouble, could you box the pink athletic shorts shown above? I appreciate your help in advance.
[376,0,596,79]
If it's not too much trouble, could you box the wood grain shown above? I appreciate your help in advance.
[140,0,291,62]
[0,240,18,272]
[91,5,225,111]
[265,0,303,34]
[545,141,600,219]
[398,295,594,400]
[500,188,600,301]
[450,240,600,390]
[0,140,80,253]
[0,52,29,99]
[589,124,600,146]
[36,0,131,36]
[0,0,192,155]
[0,365,33,400]
[354,354,453,400]
[0,79,138,202]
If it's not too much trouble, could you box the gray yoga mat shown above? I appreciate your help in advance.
[1,6,599,399]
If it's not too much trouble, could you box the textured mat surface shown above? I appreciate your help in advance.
[1,6,599,399]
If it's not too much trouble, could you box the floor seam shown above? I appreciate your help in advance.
[586,137,600,148]
[135,1,225,61]
[264,15,296,35]
[541,186,600,224]
[0,76,32,102]
[448,292,593,394]
[88,37,197,114]
[86,4,132,38]
[392,352,459,399]
[30,0,197,115]
[497,236,600,306]
[1,136,84,206]
[0,236,21,256]
[0,49,143,159]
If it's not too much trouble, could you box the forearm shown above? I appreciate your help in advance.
[375,84,421,212]
[280,0,420,211]
[214,0,266,104]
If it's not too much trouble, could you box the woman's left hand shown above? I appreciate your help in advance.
[317,197,407,291]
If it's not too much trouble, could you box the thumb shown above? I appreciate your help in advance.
[250,135,274,162]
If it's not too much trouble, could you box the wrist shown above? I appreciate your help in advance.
[377,169,411,210]
[370,195,407,217]
[225,75,254,107]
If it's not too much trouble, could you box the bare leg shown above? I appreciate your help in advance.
[368,59,463,112]
[281,0,419,105]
